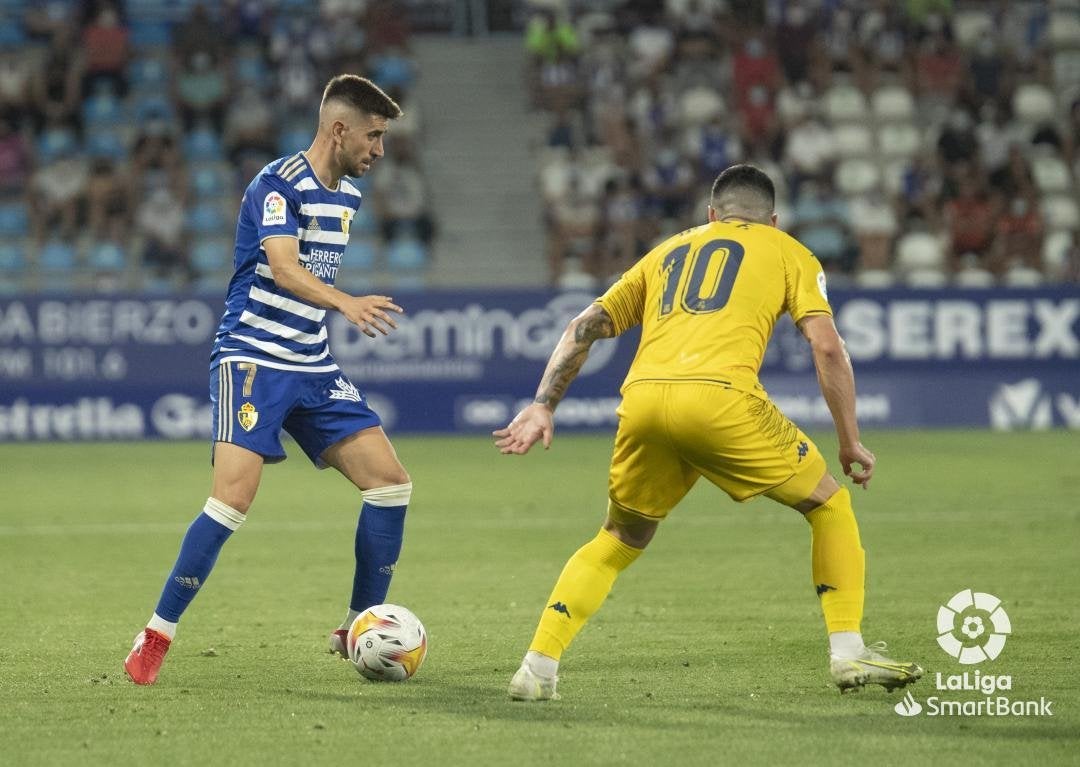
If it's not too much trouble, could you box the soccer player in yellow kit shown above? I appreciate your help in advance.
[494,164,923,700]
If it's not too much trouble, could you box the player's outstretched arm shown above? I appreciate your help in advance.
[494,304,616,455]
[797,314,875,488]
[264,236,402,337]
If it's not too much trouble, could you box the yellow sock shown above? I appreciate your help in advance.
[528,528,643,660]
[804,487,864,634]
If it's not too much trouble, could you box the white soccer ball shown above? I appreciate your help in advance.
[347,603,428,681]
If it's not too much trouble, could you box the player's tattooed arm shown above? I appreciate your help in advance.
[534,304,615,411]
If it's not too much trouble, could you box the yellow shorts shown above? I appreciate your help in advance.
[607,381,827,520]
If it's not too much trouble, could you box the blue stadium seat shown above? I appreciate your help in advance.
[190,237,230,273]
[184,127,224,160]
[0,239,25,272]
[350,204,378,237]
[36,127,78,163]
[129,57,170,92]
[134,93,175,122]
[85,130,127,160]
[0,202,28,236]
[0,19,25,46]
[189,162,233,197]
[187,203,229,234]
[129,20,172,48]
[278,129,311,156]
[39,240,77,271]
[343,236,378,270]
[87,241,127,271]
[385,235,429,271]
[82,91,125,127]
[233,54,271,90]
[141,272,177,293]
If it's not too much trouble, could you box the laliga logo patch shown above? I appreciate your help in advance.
[263,191,286,226]
[341,209,351,234]
[237,402,259,431]
[817,270,828,301]
[936,589,1011,664]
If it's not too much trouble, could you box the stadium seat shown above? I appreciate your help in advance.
[870,85,916,122]
[36,127,78,163]
[343,236,378,270]
[187,203,229,235]
[877,123,922,158]
[349,203,379,237]
[184,127,224,161]
[129,56,170,93]
[385,235,429,271]
[854,269,896,288]
[905,268,949,288]
[1041,194,1080,229]
[87,241,127,271]
[1053,49,1080,91]
[190,237,231,273]
[0,239,25,273]
[1048,9,1080,47]
[953,266,996,288]
[134,93,175,122]
[0,202,29,236]
[1012,84,1057,125]
[952,9,994,48]
[82,91,124,128]
[38,240,77,271]
[278,129,311,157]
[894,231,946,273]
[832,124,874,157]
[85,129,127,160]
[189,162,234,197]
[233,52,272,90]
[1030,151,1073,193]
[1002,264,1044,287]
[823,83,868,123]
[834,158,880,195]
[0,18,24,46]
[1042,229,1075,276]
[129,20,173,49]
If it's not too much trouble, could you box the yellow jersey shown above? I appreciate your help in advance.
[597,220,832,393]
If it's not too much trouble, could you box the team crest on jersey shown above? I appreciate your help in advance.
[340,209,351,234]
[263,192,286,226]
[237,402,259,431]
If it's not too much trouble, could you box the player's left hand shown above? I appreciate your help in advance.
[493,403,554,455]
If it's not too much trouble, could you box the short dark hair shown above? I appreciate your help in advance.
[321,75,403,120]
[710,164,775,212]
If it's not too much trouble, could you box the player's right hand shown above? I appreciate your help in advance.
[493,403,554,455]
[340,295,403,337]
[840,442,875,489]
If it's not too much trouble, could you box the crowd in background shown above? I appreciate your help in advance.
[0,0,432,292]
[526,0,1080,288]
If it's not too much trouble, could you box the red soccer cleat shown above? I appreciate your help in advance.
[328,628,350,659]
[124,628,172,685]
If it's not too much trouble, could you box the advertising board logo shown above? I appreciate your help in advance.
[936,589,1011,664]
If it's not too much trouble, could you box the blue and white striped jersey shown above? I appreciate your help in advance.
[211,153,363,373]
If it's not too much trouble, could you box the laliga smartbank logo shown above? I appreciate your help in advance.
[893,589,1054,718]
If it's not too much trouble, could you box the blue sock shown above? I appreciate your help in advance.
[154,499,245,622]
[350,484,410,612]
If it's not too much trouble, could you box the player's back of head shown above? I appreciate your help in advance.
[710,164,775,225]
[321,74,402,120]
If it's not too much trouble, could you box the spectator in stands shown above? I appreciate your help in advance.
[30,24,83,131]
[372,139,434,245]
[686,112,742,185]
[85,158,130,243]
[549,173,599,284]
[28,127,88,243]
[174,51,229,132]
[597,173,648,279]
[914,27,964,103]
[989,143,1036,199]
[641,138,695,221]
[223,86,276,165]
[80,0,129,98]
[848,189,898,272]
[791,177,854,273]
[0,46,34,125]
[174,3,226,63]
[0,115,32,198]
[944,174,998,269]
[130,124,185,204]
[136,187,192,285]
[781,109,835,195]
[991,191,1043,275]
[774,1,814,84]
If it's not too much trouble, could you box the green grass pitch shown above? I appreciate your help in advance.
[1,430,1077,766]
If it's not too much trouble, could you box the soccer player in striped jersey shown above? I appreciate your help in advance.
[495,164,923,700]
[125,75,413,685]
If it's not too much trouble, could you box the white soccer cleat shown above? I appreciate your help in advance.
[508,661,559,701]
[830,641,924,693]
[328,628,349,659]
